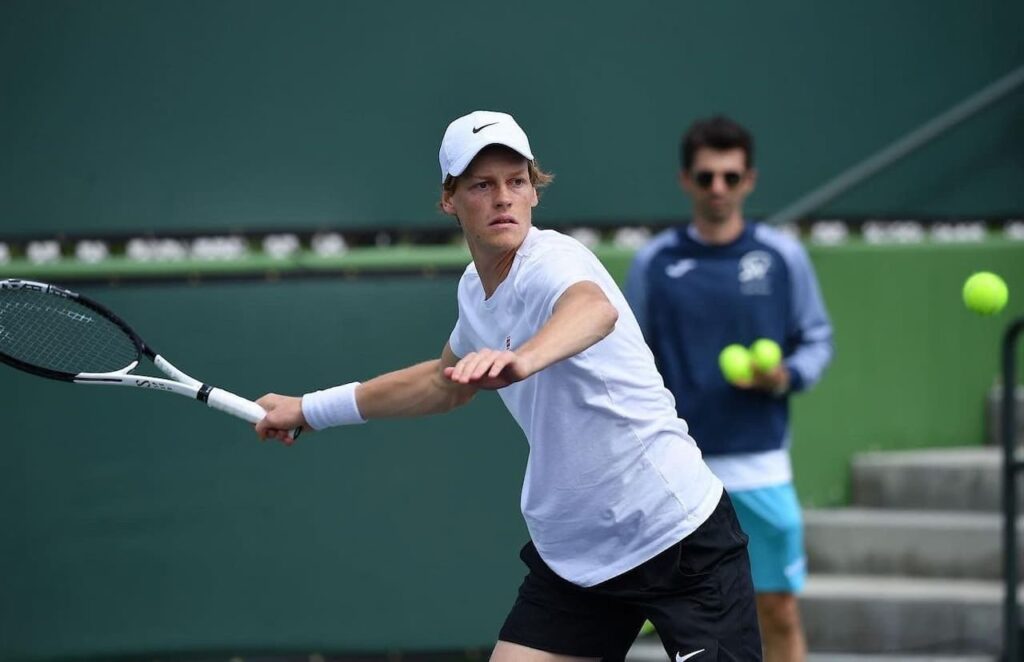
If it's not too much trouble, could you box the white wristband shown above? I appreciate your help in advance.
[301,382,367,430]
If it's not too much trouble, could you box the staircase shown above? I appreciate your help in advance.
[801,446,1014,659]
[628,446,1016,661]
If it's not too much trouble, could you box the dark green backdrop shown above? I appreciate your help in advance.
[1,280,529,658]
[1,0,1023,235]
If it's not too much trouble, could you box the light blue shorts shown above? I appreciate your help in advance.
[729,483,806,593]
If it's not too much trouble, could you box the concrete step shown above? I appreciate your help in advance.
[625,638,994,661]
[850,447,1016,512]
[805,508,1017,580]
[799,574,1009,655]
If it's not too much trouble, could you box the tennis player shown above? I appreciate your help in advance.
[256,110,761,661]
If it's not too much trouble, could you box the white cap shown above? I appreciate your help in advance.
[438,110,534,182]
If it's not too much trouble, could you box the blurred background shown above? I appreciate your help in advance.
[1,1,1022,660]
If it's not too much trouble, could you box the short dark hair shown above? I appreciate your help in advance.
[680,115,754,171]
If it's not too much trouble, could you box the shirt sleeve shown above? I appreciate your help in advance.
[624,229,676,345]
[447,318,468,359]
[783,241,834,392]
[447,272,472,358]
[516,247,603,318]
[624,250,653,342]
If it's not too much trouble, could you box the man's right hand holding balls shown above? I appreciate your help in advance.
[719,339,789,396]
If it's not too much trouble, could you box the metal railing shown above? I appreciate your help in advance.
[1003,317,1024,662]
[766,64,1024,227]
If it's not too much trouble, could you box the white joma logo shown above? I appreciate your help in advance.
[665,259,697,278]
[676,649,706,662]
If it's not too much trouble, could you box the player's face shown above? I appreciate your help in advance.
[441,148,538,255]
[681,148,756,224]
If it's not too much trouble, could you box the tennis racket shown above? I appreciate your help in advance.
[0,278,300,438]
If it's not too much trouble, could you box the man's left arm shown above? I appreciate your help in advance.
[781,243,834,394]
[445,281,618,389]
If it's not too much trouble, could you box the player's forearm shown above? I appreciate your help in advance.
[517,288,618,376]
[356,359,475,418]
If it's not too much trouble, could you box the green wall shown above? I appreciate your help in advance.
[794,240,1024,505]
[1,0,1022,235]
[604,239,1024,505]
[2,240,1023,658]
[1,280,530,659]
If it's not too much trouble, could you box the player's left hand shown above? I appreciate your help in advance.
[443,349,534,389]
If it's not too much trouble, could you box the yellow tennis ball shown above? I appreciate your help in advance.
[719,344,753,384]
[963,272,1008,316]
[749,338,782,372]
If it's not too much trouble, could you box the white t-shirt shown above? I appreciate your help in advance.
[448,227,723,587]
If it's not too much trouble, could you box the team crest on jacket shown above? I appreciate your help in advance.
[739,251,773,295]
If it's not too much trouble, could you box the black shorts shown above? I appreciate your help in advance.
[498,491,762,661]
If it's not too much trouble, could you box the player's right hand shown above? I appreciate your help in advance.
[745,365,790,396]
[255,393,307,445]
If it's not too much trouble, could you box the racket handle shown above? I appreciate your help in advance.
[206,387,266,423]
[206,387,303,440]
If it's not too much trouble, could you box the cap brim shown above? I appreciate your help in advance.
[447,141,535,179]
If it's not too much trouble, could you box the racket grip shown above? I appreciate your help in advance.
[205,387,303,440]
[206,387,266,424]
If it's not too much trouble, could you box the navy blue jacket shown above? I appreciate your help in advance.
[625,222,833,457]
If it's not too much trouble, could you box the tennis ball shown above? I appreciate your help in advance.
[719,344,753,384]
[749,338,782,372]
[963,272,1008,316]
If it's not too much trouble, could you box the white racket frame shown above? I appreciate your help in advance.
[75,355,268,424]
[2,278,297,436]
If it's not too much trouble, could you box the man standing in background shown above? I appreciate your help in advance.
[626,115,833,662]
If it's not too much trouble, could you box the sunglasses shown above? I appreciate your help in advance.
[692,170,745,190]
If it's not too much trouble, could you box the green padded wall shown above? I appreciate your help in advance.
[1,280,528,659]
[793,241,1024,504]
[1,0,1022,235]
[602,239,1024,506]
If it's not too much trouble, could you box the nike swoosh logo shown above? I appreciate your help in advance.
[676,649,706,662]
[472,122,498,133]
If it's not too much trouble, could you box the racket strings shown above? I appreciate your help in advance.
[0,292,138,374]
